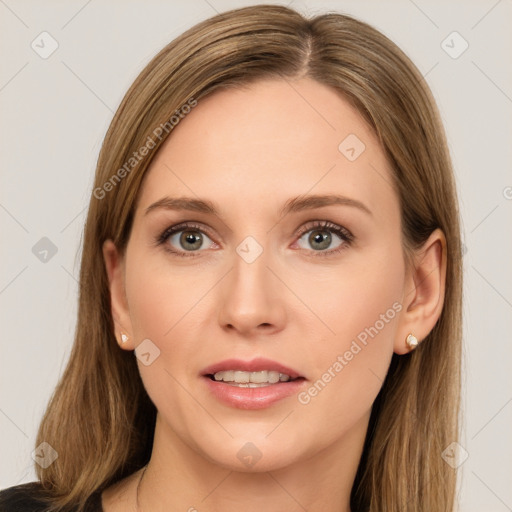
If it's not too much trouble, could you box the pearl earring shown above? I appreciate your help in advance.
[406,333,419,350]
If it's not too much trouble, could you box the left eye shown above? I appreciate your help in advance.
[167,229,215,252]
[296,227,345,252]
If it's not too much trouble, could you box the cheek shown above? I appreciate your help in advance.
[295,249,404,404]
[128,273,174,340]
[125,251,200,340]
[298,248,404,347]
[124,258,203,410]
[124,254,217,397]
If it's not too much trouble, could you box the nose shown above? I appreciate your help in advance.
[217,248,287,337]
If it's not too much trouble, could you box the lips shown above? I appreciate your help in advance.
[201,357,306,410]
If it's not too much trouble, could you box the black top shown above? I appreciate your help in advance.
[0,482,103,511]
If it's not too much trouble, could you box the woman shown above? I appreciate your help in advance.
[0,4,462,511]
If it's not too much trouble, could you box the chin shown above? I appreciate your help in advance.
[195,433,307,473]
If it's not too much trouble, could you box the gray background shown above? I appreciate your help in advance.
[1,1,511,510]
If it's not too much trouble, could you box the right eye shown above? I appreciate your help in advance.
[157,223,217,257]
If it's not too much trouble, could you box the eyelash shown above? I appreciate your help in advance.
[155,220,354,259]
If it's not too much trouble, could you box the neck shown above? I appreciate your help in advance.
[137,413,369,512]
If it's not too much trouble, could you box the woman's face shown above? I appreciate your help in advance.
[110,78,412,472]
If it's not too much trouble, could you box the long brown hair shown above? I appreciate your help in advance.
[32,5,462,511]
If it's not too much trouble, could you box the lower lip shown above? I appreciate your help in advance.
[202,376,306,410]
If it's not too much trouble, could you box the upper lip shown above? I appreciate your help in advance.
[202,358,303,380]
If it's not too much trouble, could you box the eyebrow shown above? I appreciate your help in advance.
[280,194,372,217]
[144,194,372,218]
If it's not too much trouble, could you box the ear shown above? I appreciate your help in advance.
[102,239,135,351]
[394,228,447,355]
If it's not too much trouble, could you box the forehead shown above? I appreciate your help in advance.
[137,78,398,221]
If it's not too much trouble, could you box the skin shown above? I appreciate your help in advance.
[101,77,446,512]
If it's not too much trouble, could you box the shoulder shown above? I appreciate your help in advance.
[0,482,103,512]
[0,482,51,511]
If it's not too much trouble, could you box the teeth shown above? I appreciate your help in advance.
[212,370,292,384]
[234,370,250,383]
[249,370,268,383]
